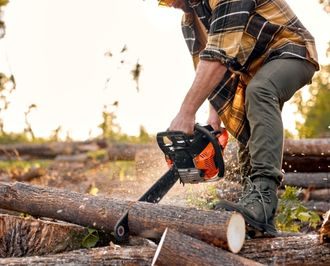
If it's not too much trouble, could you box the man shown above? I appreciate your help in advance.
[158,0,319,235]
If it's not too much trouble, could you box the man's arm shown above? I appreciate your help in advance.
[169,59,227,134]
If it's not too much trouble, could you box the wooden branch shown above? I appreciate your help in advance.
[284,138,330,156]
[282,172,330,189]
[0,182,246,253]
[0,214,88,257]
[240,234,330,265]
[153,228,262,266]
[0,246,155,265]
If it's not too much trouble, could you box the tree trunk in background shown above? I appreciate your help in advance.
[283,138,330,156]
[282,172,330,188]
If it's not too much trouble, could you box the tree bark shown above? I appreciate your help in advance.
[0,214,88,257]
[284,138,330,156]
[303,200,330,213]
[278,188,330,202]
[240,233,330,265]
[0,182,246,253]
[282,155,330,172]
[153,228,262,266]
[0,246,155,266]
[0,141,98,160]
[282,172,330,189]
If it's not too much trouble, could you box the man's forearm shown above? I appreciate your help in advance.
[179,59,227,115]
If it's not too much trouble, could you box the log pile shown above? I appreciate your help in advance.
[0,182,329,265]
[281,139,330,213]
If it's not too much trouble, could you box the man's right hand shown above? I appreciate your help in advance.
[168,111,195,135]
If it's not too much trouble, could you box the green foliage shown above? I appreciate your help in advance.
[87,149,108,161]
[276,186,321,232]
[295,64,330,138]
[81,228,99,248]
[0,160,50,178]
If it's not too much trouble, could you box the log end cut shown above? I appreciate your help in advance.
[227,212,245,253]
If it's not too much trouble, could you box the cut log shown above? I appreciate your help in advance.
[0,214,89,257]
[107,143,154,161]
[153,228,262,266]
[0,182,246,253]
[282,172,330,189]
[282,155,330,172]
[0,142,95,159]
[240,233,330,265]
[302,188,330,202]
[284,138,330,156]
[0,245,155,265]
[303,201,330,213]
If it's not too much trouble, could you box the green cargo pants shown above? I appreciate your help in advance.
[238,58,316,184]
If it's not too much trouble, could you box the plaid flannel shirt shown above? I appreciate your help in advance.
[182,0,319,144]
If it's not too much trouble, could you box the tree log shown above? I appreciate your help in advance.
[284,138,330,156]
[0,142,96,159]
[282,172,330,189]
[0,214,88,257]
[239,233,330,265]
[282,155,330,172]
[278,188,330,202]
[0,246,155,265]
[153,228,262,266]
[0,182,246,253]
[303,201,330,213]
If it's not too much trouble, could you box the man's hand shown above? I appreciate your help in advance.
[207,104,221,131]
[169,111,195,135]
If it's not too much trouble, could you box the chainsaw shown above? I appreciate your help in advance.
[114,123,228,242]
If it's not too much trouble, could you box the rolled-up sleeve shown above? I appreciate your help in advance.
[200,0,256,70]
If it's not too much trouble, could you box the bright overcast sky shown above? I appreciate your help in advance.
[0,0,329,140]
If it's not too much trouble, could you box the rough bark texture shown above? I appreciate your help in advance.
[0,182,245,252]
[153,228,262,266]
[282,155,330,172]
[303,200,330,213]
[0,246,155,266]
[0,214,88,257]
[282,172,330,188]
[283,138,330,156]
[240,234,330,265]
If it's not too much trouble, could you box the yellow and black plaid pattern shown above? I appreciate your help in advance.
[181,0,319,144]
